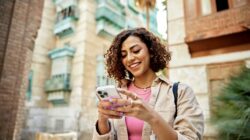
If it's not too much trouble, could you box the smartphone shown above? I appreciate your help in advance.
[96,85,122,101]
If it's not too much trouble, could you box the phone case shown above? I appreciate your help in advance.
[96,85,122,100]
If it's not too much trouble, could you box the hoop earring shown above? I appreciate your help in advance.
[125,70,130,79]
[125,70,133,80]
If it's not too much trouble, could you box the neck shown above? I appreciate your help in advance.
[133,70,156,89]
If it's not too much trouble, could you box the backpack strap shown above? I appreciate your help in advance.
[173,82,180,118]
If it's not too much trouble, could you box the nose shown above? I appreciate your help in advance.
[127,53,135,62]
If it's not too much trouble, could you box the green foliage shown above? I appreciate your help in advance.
[162,0,167,10]
[211,67,250,140]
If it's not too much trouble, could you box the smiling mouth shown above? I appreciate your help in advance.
[129,62,141,69]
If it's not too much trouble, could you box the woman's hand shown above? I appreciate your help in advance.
[112,88,157,123]
[97,98,125,134]
[97,98,124,120]
[113,88,178,140]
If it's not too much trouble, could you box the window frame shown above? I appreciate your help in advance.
[183,0,235,20]
[211,0,233,13]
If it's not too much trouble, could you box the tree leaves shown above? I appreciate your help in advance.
[212,67,250,140]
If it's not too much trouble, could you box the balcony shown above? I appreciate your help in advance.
[54,17,77,38]
[45,74,71,105]
[47,91,70,105]
[95,0,125,39]
[48,44,76,59]
[185,5,250,57]
[45,74,71,92]
[53,0,77,11]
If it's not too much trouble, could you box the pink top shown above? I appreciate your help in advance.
[125,83,152,140]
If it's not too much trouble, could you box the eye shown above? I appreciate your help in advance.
[121,54,126,58]
[121,52,127,58]
[133,49,140,54]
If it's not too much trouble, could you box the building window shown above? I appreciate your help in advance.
[215,0,229,11]
[56,5,77,22]
[26,70,33,101]
[96,55,115,87]
[55,119,64,132]
[184,0,234,19]
[232,0,248,8]
[201,0,212,16]
[184,0,200,19]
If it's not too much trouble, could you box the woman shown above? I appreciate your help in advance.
[93,28,204,140]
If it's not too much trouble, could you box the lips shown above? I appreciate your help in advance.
[128,62,141,69]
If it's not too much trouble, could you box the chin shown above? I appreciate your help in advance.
[130,71,143,77]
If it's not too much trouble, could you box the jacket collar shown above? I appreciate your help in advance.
[153,74,171,85]
[119,74,171,88]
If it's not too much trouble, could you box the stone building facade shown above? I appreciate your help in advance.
[22,0,159,139]
[167,0,250,139]
[0,0,44,140]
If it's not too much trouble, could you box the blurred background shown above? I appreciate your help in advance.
[0,0,249,140]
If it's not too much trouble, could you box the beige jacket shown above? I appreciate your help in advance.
[92,75,204,140]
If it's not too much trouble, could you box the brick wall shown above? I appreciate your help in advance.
[0,0,15,76]
[185,5,250,42]
[0,0,44,140]
[183,3,250,57]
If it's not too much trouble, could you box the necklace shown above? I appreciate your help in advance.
[132,82,151,91]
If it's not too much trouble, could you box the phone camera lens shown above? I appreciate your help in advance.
[97,89,109,98]
[97,91,102,95]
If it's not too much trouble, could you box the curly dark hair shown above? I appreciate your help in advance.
[105,27,171,83]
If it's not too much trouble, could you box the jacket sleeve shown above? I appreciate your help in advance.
[92,120,117,140]
[173,84,204,140]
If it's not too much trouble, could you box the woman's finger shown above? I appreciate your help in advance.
[100,113,123,119]
[98,107,123,117]
[117,88,139,100]
[110,98,131,107]
[114,99,142,114]
[115,105,133,113]
[97,100,113,109]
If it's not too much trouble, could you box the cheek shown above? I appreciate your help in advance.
[144,55,151,67]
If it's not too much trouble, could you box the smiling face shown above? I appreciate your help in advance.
[105,28,171,83]
[121,36,154,78]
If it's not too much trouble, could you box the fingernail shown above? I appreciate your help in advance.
[110,106,115,110]
[119,112,124,116]
[109,98,113,102]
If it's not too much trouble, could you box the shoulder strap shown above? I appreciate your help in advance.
[173,82,180,118]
